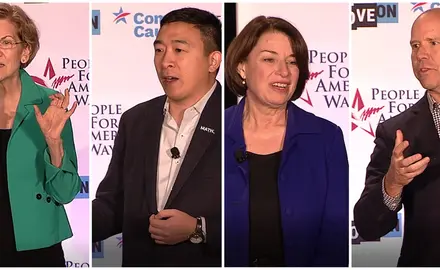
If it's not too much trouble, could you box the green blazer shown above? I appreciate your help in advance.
[8,69,81,251]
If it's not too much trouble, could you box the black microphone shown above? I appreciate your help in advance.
[234,149,248,163]
[170,147,180,159]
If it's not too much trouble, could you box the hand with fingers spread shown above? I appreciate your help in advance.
[34,88,78,143]
[148,209,197,245]
[384,129,430,197]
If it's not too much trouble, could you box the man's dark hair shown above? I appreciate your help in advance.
[161,7,221,55]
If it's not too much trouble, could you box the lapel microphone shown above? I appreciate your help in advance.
[170,147,180,159]
[234,149,248,163]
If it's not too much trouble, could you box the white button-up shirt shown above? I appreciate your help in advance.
[156,82,217,212]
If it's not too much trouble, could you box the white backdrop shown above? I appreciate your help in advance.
[90,3,222,266]
[351,2,440,267]
[19,3,90,267]
[237,2,350,147]
[236,1,350,265]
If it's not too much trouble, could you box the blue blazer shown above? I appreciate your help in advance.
[224,98,349,266]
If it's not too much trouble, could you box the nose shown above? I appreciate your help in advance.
[275,61,290,77]
[160,49,175,69]
[416,44,429,61]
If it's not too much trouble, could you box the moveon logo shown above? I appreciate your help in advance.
[352,3,399,30]
[92,241,104,258]
[75,176,89,199]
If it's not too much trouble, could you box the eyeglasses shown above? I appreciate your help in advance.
[0,37,23,49]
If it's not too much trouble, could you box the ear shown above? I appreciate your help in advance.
[208,51,222,73]
[237,62,246,80]
[20,45,31,64]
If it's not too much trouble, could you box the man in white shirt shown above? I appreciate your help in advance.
[92,7,222,266]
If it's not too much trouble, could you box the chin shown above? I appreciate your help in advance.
[419,81,438,91]
[165,92,188,103]
[264,97,290,108]
[0,70,11,82]
[0,74,8,83]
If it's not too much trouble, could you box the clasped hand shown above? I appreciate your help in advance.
[149,209,197,245]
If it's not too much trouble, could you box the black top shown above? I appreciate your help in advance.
[248,151,284,266]
[0,129,65,267]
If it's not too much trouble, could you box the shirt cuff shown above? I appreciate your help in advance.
[382,177,402,211]
[201,216,207,243]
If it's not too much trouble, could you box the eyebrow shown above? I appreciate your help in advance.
[0,35,14,40]
[153,39,190,46]
[410,37,440,45]
[259,49,295,57]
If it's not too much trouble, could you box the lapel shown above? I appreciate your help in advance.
[144,96,166,214]
[224,99,321,184]
[279,101,321,181]
[164,82,221,208]
[404,92,440,167]
[225,97,248,184]
[402,92,440,194]
[11,69,44,139]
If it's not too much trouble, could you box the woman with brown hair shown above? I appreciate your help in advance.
[0,3,80,266]
[224,16,349,267]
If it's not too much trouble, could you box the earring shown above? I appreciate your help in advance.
[242,80,246,85]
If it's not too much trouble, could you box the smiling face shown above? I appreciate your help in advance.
[0,19,30,82]
[411,9,440,98]
[237,31,299,108]
[154,21,218,105]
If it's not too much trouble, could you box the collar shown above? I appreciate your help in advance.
[163,81,217,116]
[18,68,44,106]
[225,97,321,147]
[427,91,439,112]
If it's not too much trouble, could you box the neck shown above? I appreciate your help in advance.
[0,71,22,99]
[429,89,440,103]
[243,93,287,130]
[168,79,215,126]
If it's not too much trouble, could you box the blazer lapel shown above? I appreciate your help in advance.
[12,69,43,139]
[405,93,440,166]
[403,92,440,193]
[225,97,248,184]
[144,97,166,214]
[164,83,221,208]
[278,102,320,182]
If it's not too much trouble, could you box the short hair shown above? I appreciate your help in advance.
[160,7,222,55]
[0,3,40,68]
[225,16,310,101]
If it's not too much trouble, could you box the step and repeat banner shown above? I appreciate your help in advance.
[236,2,350,147]
[90,3,222,266]
[19,3,90,267]
[351,2,439,267]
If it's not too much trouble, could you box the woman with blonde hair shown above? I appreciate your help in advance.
[0,3,80,266]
